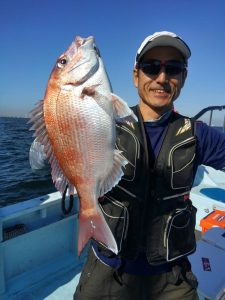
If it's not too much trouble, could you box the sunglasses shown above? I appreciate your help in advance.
[138,59,186,76]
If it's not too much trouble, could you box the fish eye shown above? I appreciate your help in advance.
[93,45,101,57]
[57,57,67,69]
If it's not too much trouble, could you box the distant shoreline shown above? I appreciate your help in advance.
[0,116,29,119]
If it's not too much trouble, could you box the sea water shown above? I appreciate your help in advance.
[0,117,55,207]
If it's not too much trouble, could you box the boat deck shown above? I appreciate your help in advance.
[1,165,225,299]
[4,259,83,300]
[22,262,82,300]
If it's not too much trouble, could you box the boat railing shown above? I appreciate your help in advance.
[193,105,225,131]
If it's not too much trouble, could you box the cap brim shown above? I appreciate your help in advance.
[137,36,191,61]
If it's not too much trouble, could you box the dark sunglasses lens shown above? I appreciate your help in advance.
[140,60,184,76]
[166,61,184,75]
[141,61,161,75]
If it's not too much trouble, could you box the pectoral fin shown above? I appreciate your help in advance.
[98,149,127,197]
[111,93,138,122]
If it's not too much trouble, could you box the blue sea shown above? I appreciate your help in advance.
[0,116,224,208]
[0,117,56,207]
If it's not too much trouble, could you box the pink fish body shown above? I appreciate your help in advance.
[30,36,137,255]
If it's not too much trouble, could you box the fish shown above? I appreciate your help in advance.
[29,36,137,255]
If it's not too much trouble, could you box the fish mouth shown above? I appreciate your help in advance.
[60,36,98,87]
[75,36,94,48]
[67,36,97,74]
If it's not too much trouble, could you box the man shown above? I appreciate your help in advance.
[74,31,225,300]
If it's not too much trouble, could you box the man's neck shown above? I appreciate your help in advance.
[139,101,172,121]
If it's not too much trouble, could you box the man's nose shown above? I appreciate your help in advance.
[156,66,168,83]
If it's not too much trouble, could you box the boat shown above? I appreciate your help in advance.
[1,106,225,300]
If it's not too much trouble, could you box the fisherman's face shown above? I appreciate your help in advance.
[133,46,187,119]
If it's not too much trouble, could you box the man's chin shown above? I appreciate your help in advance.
[152,103,173,114]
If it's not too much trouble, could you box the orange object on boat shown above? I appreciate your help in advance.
[200,210,225,233]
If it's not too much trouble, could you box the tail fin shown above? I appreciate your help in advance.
[77,210,118,256]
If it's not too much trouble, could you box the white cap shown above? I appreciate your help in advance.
[135,31,191,63]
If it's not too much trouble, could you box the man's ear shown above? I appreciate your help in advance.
[133,68,139,88]
[181,68,187,87]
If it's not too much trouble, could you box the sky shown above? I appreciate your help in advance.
[1,0,225,125]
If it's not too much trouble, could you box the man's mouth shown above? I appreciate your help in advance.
[151,89,170,95]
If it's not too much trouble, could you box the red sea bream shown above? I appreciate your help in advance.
[29,36,137,255]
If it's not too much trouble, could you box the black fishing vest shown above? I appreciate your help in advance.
[97,105,197,265]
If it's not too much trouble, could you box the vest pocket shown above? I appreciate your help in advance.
[147,204,196,264]
[168,137,196,189]
[98,196,129,254]
[165,205,197,261]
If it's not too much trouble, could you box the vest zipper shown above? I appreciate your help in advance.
[159,191,191,201]
[136,108,150,251]
[163,206,188,247]
[116,184,137,198]
[164,215,172,247]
